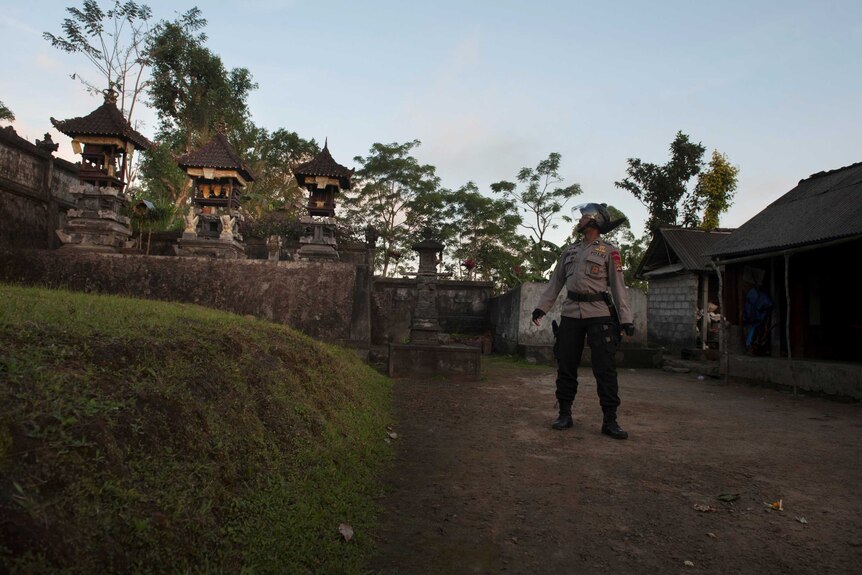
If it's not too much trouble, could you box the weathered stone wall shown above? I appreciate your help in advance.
[0,127,78,250]
[0,248,369,347]
[646,274,699,350]
[371,278,495,345]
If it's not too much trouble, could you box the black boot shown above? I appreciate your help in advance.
[601,418,628,440]
[551,402,573,430]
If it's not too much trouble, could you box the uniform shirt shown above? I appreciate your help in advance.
[535,237,633,323]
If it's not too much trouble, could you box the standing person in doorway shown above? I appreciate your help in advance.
[531,203,634,439]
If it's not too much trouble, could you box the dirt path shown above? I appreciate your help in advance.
[368,358,862,574]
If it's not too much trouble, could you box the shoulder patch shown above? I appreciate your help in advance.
[611,250,622,272]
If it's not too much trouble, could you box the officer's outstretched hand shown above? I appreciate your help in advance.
[531,308,545,326]
[621,323,635,337]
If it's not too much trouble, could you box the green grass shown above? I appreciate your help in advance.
[0,284,393,574]
[483,354,554,370]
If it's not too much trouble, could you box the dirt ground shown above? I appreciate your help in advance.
[367,357,862,575]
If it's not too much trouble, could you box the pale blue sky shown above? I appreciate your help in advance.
[3,1,861,244]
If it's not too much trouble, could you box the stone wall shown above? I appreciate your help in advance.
[0,127,78,249]
[0,248,370,348]
[646,273,699,350]
[371,277,495,345]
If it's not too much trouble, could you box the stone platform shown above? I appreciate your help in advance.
[388,343,481,380]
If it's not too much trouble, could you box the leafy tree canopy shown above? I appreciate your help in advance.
[615,131,738,233]
[239,127,319,221]
[44,0,152,122]
[491,152,582,277]
[615,131,704,233]
[0,100,13,122]
[146,7,256,151]
[345,140,441,277]
[689,150,739,230]
[444,182,525,290]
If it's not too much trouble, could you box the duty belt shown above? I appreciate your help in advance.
[567,291,605,302]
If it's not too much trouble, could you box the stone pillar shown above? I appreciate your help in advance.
[36,133,59,248]
[364,225,379,268]
[410,275,442,344]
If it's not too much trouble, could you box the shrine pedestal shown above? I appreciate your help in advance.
[296,216,339,260]
[175,237,246,259]
[56,185,133,252]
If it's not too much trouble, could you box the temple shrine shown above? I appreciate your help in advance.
[292,140,353,259]
[175,124,254,259]
[387,236,481,379]
[51,88,152,251]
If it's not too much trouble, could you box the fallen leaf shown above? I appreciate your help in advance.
[717,493,740,502]
[338,523,354,542]
[694,503,717,512]
[706,532,717,538]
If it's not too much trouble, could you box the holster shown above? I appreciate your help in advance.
[602,292,622,344]
[552,319,559,360]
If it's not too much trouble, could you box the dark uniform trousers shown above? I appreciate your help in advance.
[555,315,621,421]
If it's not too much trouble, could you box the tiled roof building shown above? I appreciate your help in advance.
[50,91,152,151]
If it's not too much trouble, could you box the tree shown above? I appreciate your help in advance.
[617,228,649,294]
[44,1,152,124]
[142,7,258,209]
[615,131,706,233]
[147,8,255,151]
[688,150,739,230]
[345,140,441,277]
[44,0,153,184]
[490,152,582,277]
[444,182,524,288]
[135,141,186,214]
[239,127,320,219]
[0,101,13,123]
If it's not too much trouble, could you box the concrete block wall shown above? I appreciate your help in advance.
[647,274,699,350]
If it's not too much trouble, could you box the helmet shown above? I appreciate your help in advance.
[575,202,611,233]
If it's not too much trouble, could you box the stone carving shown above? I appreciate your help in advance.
[36,133,59,154]
[219,214,236,239]
[365,225,380,247]
[183,209,199,237]
[267,234,282,261]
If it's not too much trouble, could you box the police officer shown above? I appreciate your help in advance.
[531,203,634,439]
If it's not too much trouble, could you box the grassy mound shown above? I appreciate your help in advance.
[0,285,393,574]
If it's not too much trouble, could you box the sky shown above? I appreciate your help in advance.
[2,0,861,246]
